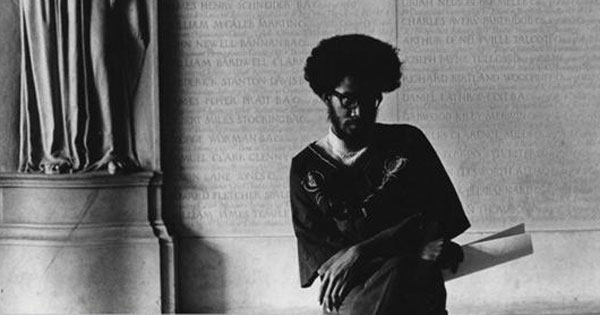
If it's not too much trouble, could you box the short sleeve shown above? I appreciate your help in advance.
[289,158,347,288]
[409,126,470,239]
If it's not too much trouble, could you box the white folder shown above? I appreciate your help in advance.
[443,223,534,281]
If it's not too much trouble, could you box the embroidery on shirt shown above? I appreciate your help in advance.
[381,156,408,186]
[302,170,324,193]
[302,170,326,205]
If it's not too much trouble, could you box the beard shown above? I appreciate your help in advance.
[328,105,376,147]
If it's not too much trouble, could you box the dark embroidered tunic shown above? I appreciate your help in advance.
[290,124,470,288]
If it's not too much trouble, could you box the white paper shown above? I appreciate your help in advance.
[467,223,525,245]
[443,224,534,281]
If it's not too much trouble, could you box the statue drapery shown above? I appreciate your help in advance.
[19,0,148,174]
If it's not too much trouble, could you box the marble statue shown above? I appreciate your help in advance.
[19,0,148,174]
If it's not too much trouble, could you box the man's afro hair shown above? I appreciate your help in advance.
[304,34,403,96]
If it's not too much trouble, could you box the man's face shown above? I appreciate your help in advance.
[326,76,381,141]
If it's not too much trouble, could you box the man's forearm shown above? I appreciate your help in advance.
[354,214,425,260]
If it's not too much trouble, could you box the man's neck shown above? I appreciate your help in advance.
[328,126,368,153]
[330,125,372,151]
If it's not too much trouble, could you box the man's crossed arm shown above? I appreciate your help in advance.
[317,215,463,312]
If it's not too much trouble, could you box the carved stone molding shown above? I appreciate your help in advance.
[0,171,174,313]
[0,223,155,246]
[0,172,157,188]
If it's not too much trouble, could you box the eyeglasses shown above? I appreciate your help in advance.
[329,90,382,110]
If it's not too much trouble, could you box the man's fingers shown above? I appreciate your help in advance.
[432,239,443,258]
[323,272,337,312]
[323,295,330,313]
[428,240,443,249]
[318,266,326,276]
[325,290,333,312]
[330,272,346,308]
[319,275,330,304]
[421,238,445,260]
[336,279,351,310]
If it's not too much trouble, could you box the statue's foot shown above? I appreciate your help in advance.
[40,160,73,174]
[107,156,140,174]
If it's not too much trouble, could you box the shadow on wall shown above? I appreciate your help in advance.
[176,237,227,313]
[161,166,228,313]
[158,1,227,312]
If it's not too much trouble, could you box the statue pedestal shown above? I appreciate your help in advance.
[0,172,171,313]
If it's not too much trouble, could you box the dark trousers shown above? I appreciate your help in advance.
[323,257,447,315]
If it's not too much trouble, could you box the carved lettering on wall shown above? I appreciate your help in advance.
[397,1,600,230]
[162,1,600,234]
[162,0,396,235]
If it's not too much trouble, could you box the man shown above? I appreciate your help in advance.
[289,34,470,314]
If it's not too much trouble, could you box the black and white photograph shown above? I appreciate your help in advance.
[0,0,598,314]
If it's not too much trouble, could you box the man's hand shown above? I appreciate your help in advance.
[318,248,347,277]
[318,245,363,312]
[420,239,464,273]
[420,238,443,261]
[438,241,463,273]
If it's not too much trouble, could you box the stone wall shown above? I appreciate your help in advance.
[159,0,600,312]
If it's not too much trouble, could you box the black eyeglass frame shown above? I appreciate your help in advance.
[328,90,382,110]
